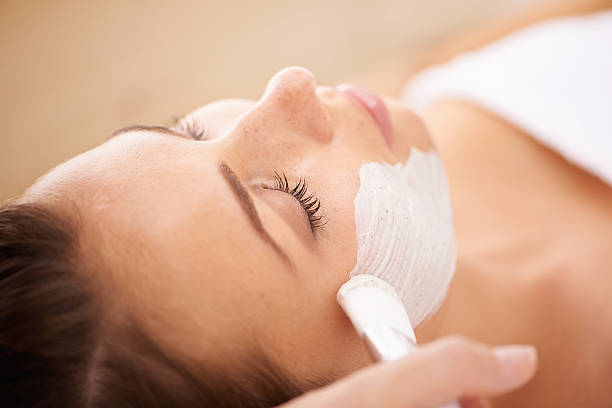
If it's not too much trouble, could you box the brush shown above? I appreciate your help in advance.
[337,274,459,408]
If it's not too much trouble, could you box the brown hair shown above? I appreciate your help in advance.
[0,201,303,407]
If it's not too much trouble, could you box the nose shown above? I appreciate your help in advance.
[251,67,334,143]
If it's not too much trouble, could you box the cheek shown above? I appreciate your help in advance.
[299,286,372,380]
[264,257,372,384]
[249,145,375,381]
[386,99,434,158]
[254,185,368,382]
[319,165,361,281]
[279,186,372,380]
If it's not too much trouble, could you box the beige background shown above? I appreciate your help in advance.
[0,0,534,201]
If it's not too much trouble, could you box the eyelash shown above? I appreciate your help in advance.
[271,172,326,232]
[171,116,324,231]
[173,117,207,141]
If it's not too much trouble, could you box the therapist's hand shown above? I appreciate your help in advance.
[280,336,537,408]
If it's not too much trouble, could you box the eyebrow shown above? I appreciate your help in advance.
[218,161,293,269]
[107,125,187,141]
[107,126,293,267]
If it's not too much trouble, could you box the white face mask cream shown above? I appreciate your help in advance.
[349,148,456,327]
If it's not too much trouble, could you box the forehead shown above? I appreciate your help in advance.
[28,132,234,274]
[31,131,218,204]
[31,133,259,302]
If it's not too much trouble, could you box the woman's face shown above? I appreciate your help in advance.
[29,67,435,386]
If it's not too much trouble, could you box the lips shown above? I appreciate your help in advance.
[337,84,394,149]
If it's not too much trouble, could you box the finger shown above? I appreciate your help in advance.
[285,336,537,408]
[394,336,537,405]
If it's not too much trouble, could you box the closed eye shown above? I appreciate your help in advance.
[107,125,193,141]
[266,172,326,232]
[172,117,208,141]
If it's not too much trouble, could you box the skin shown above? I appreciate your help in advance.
[25,66,441,389]
[398,2,612,406]
[22,3,612,402]
[421,101,612,407]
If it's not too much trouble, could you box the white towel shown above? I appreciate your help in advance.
[403,11,612,187]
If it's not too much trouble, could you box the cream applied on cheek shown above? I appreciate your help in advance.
[349,148,457,327]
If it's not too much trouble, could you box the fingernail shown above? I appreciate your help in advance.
[492,345,538,388]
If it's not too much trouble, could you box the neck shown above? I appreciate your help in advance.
[414,255,532,345]
[413,100,612,406]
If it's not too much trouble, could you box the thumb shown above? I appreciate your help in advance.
[390,337,538,405]
[282,336,537,408]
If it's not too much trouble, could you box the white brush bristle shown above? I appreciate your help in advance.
[337,274,416,343]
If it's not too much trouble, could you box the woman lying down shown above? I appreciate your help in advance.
[2,4,612,408]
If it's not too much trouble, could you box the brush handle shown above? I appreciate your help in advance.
[362,325,416,361]
[362,325,460,408]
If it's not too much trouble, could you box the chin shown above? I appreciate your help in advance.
[384,97,435,159]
